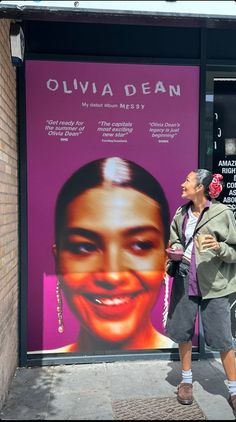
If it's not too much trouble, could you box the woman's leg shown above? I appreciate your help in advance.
[201,297,236,379]
[177,341,193,405]
[165,265,198,405]
[221,349,236,416]
[220,349,236,381]
[201,297,236,415]
[179,341,192,371]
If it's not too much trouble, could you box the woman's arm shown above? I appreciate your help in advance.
[169,209,184,250]
[212,210,236,263]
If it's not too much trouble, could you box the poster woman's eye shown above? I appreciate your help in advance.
[130,240,155,254]
[66,242,98,255]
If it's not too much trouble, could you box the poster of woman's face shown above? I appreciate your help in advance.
[25,60,199,354]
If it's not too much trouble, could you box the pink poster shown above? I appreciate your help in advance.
[25,60,199,354]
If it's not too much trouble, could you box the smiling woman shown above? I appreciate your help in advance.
[52,156,174,353]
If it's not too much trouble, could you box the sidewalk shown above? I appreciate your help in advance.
[0,358,235,420]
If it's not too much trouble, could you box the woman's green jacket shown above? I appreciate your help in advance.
[169,200,236,299]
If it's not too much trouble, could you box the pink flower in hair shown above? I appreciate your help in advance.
[209,173,223,198]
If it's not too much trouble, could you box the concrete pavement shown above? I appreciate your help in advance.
[0,358,235,420]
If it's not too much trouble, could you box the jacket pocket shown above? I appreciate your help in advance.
[211,276,228,291]
[198,259,228,293]
[210,262,228,291]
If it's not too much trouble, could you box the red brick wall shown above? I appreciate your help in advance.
[0,19,18,409]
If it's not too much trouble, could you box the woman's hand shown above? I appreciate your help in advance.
[165,247,184,261]
[196,234,220,251]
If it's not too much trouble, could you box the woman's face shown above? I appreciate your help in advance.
[54,186,166,345]
[181,171,201,201]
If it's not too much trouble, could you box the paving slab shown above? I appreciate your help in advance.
[0,359,235,420]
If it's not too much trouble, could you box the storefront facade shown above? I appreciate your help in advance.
[1,1,236,368]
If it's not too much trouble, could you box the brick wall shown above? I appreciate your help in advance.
[0,19,18,409]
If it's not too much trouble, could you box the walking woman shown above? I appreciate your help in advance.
[165,169,236,415]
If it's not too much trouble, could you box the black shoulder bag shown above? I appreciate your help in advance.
[166,259,180,278]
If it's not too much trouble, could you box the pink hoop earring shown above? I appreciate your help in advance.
[56,279,64,333]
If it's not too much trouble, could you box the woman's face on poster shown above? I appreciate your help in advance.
[54,186,166,344]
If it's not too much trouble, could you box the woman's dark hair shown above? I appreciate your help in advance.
[194,169,213,199]
[55,157,170,246]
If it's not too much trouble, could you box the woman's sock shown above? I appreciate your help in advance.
[228,380,236,396]
[181,369,192,384]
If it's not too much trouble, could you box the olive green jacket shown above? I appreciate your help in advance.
[169,200,236,299]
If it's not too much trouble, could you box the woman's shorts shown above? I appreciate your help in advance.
[165,261,234,352]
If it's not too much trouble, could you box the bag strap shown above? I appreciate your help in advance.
[181,207,207,251]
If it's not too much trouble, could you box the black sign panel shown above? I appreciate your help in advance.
[213,79,236,341]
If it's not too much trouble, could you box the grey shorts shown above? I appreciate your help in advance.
[165,261,234,352]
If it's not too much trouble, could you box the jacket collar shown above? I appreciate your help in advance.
[183,199,228,231]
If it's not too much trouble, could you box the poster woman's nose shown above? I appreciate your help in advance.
[96,271,124,288]
[102,244,124,271]
[96,245,127,285]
